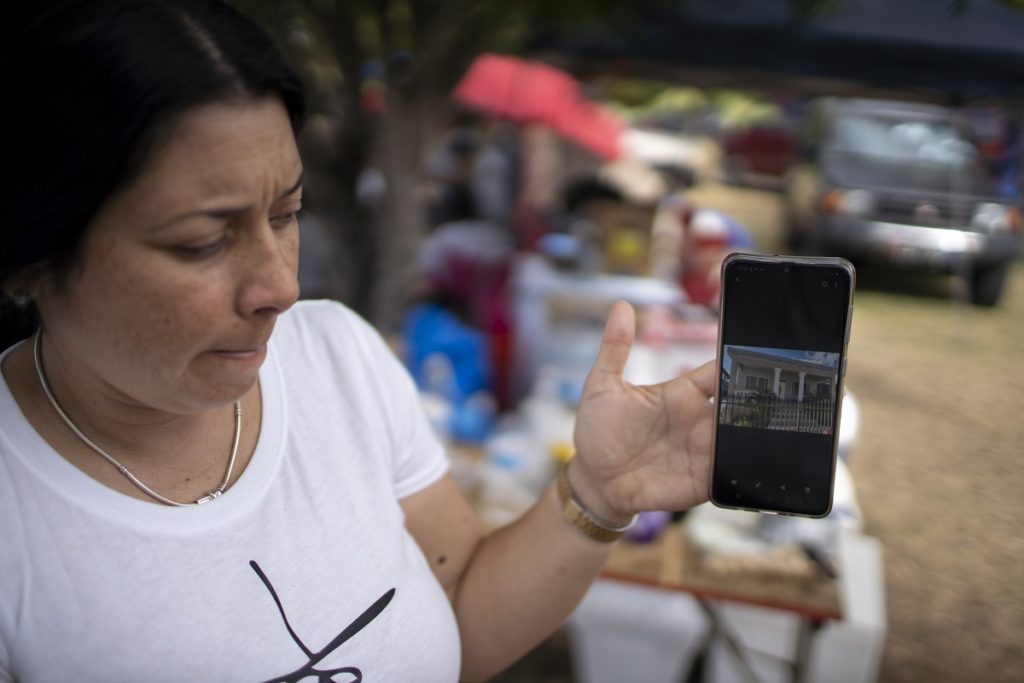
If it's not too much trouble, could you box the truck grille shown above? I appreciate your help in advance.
[874,194,974,228]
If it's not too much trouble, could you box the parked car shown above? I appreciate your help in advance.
[784,98,1022,306]
[721,123,795,185]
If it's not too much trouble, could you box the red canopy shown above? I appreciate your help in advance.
[453,53,623,160]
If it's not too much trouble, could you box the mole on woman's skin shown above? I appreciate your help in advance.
[437,555,447,565]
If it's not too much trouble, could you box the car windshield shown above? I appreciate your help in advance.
[825,113,978,169]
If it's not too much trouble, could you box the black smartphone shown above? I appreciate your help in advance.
[709,254,855,517]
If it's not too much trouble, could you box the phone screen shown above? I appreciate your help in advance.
[710,254,855,517]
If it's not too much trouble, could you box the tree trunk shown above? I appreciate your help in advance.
[372,91,426,333]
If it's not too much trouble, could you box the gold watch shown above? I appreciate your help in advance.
[556,465,637,543]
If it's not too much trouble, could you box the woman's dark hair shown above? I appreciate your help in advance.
[0,0,306,349]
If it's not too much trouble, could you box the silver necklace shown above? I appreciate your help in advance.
[33,331,242,507]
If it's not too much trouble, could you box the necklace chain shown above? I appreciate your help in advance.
[32,331,242,507]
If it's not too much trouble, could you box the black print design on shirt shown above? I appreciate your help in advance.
[250,560,396,683]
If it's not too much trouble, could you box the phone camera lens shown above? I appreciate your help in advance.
[821,281,829,287]
[736,276,741,282]
[783,266,790,272]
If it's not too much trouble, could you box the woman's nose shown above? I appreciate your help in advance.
[237,222,300,317]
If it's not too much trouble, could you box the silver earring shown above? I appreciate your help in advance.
[7,290,33,307]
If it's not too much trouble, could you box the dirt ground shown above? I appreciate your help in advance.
[495,182,1024,682]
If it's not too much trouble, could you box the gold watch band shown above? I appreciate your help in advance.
[556,465,637,543]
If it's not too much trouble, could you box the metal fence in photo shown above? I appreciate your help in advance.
[718,393,834,435]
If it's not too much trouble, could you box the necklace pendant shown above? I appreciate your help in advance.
[196,489,223,505]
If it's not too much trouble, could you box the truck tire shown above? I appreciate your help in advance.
[969,261,1009,307]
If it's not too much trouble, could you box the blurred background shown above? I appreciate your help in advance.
[231,0,1024,681]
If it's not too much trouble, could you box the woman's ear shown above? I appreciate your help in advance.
[2,262,55,306]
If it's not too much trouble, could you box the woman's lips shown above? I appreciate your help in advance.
[211,344,267,364]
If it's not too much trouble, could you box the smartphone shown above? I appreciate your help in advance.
[709,253,855,517]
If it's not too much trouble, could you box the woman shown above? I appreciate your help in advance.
[0,1,716,681]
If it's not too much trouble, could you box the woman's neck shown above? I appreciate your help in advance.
[1,337,262,504]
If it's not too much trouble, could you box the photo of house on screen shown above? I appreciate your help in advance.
[719,345,840,434]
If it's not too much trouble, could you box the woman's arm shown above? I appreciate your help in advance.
[402,302,717,681]
[401,470,616,682]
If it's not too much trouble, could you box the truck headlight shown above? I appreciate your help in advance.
[972,203,1022,234]
[822,189,875,216]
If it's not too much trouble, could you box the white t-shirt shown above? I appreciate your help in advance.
[0,301,461,682]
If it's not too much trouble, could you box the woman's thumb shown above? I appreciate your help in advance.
[588,301,636,385]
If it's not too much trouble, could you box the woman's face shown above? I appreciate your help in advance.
[36,97,303,414]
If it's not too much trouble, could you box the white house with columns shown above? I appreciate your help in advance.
[725,347,837,403]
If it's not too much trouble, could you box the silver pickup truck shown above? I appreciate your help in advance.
[784,98,1021,306]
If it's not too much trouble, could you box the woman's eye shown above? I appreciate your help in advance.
[174,239,226,259]
[271,208,301,228]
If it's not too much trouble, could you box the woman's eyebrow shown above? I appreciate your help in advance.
[277,170,304,200]
[148,170,305,233]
